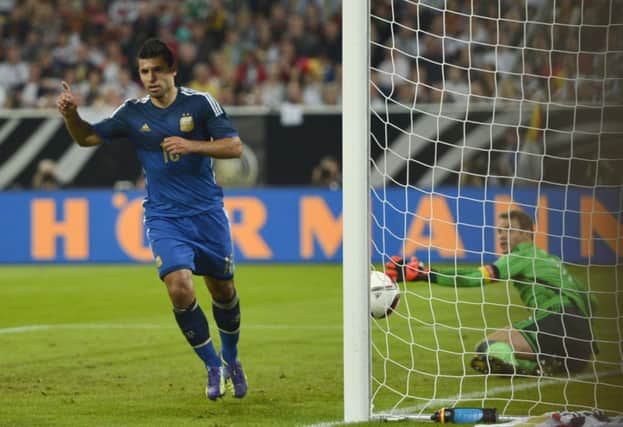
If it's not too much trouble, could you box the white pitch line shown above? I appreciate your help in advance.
[0,323,163,334]
[0,322,342,335]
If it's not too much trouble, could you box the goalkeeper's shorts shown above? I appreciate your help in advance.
[145,208,235,281]
[515,305,595,373]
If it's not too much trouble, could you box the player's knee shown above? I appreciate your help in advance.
[213,284,235,302]
[164,272,195,307]
[204,277,235,302]
[168,286,195,308]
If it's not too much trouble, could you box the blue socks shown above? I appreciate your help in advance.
[173,300,221,367]
[212,292,241,365]
[173,294,241,368]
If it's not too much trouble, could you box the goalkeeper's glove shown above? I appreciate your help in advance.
[385,255,432,282]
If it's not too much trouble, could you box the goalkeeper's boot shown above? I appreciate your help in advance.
[205,366,225,400]
[471,353,515,374]
[222,359,248,398]
[471,342,538,375]
[471,354,538,375]
[537,356,564,376]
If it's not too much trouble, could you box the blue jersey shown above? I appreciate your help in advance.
[92,87,238,218]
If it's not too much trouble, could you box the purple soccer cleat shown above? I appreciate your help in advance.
[205,366,225,400]
[222,360,248,398]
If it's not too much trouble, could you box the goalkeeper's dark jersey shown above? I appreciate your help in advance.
[434,242,596,316]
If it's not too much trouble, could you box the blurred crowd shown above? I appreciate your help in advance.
[0,0,621,111]
[0,0,342,109]
[371,0,623,108]
[367,0,622,188]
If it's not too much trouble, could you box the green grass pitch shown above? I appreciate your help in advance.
[0,264,621,426]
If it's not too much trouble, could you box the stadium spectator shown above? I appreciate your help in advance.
[100,41,127,84]
[301,69,324,106]
[235,50,267,94]
[19,63,44,108]
[0,83,6,108]
[132,1,159,49]
[0,44,29,92]
[56,38,247,401]
[31,159,60,190]
[322,81,340,106]
[492,128,519,186]
[188,20,216,63]
[311,156,341,190]
[116,66,143,99]
[260,62,286,108]
[108,0,140,24]
[376,50,410,96]
[188,62,219,98]
[385,210,597,376]
[319,19,341,64]
[444,66,470,106]
[175,41,199,86]
[267,3,288,41]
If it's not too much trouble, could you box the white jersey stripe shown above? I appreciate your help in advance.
[110,100,129,118]
[110,96,149,118]
[179,87,223,116]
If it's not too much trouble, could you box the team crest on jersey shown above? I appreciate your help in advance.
[140,123,151,132]
[180,113,194,132]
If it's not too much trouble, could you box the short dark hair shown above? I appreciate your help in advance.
[499,210,534,232]
[137,38,175,68]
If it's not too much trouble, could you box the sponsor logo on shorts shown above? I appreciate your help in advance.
[224,254,234,275]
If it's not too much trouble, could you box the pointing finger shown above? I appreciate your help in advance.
[61,81,72,94]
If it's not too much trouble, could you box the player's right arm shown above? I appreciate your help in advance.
[56,81,103,147]
[433,265,500,287]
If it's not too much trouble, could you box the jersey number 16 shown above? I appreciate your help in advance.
[162,149,180,163]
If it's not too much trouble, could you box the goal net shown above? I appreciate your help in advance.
[343,0,623,422]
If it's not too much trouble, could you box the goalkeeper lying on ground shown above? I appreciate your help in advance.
[385,209,598,376]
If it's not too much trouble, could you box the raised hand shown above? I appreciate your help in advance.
[56,81,77,117]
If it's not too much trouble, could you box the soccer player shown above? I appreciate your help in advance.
[385,210,597,376]
[56,38,247,400]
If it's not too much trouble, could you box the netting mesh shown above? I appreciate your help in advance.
[369,0,623,418]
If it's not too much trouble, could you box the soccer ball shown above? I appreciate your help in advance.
[370,271,400,319]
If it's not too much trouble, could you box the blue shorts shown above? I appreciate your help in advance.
[145,208,235,281]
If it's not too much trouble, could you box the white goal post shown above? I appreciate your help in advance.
[343,0,623,423]
[342,0,370,422]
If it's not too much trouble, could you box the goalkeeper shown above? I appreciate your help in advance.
[385,210,597,376]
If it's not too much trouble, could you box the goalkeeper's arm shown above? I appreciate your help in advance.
[385,256,500,287]
[433,264,500,287]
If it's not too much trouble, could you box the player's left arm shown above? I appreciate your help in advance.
[161,96,243,159]
[160,135,242,159]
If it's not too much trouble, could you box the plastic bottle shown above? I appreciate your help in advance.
[430,408,498,424]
